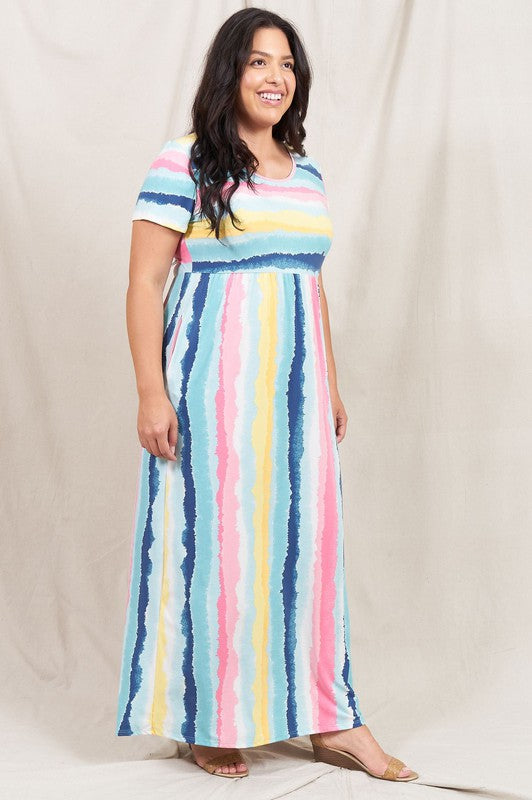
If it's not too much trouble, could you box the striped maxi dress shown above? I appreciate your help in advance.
[115,133,365,748]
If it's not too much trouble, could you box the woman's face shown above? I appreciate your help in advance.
[236,27,296,131]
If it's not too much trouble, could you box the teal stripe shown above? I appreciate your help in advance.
[187,274,226,741]
[189,232,332,263]
[140,171,196,195]
[268,275,295,741]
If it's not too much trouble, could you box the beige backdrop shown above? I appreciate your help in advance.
[1,1,531,797]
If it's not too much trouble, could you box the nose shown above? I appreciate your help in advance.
[267,67,282,84]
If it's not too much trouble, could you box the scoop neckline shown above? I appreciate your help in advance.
[253,150,296,182]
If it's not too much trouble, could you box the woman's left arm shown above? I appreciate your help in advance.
[318,270,348,443]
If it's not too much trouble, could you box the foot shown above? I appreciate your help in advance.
[318,725,415,779]
[189,743,248,775]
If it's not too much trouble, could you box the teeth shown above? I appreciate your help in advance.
[259,92,282,100]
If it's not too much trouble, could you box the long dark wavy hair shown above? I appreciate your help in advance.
[184,7,313,240]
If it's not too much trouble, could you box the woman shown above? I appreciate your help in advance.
[115,7,418,783]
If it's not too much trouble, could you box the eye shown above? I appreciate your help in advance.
[249,58,295,69]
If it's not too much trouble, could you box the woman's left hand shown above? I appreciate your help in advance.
[329,386,348,444]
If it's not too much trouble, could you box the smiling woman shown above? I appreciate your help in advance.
[115,5,418,785]
[249,51,295,107]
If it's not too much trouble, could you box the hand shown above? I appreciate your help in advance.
[137,392,178,461]
[329,386,348,444]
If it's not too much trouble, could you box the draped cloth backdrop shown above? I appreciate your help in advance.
[0,1,530,797]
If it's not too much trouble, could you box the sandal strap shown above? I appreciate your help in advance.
[382,756,407,780]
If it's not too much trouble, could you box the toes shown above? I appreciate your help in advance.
[214,761,246,774]
[215,763,235,774]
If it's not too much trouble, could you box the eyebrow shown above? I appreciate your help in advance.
[250,50,295,60]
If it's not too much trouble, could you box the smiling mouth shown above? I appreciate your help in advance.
[257,91,284,105]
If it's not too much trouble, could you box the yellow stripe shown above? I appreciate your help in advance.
[151,467,171,732]
[251,273,277,745]
[187,209,333,239]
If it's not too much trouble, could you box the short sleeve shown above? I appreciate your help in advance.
[131,136,197,233]
[310,157,330,210]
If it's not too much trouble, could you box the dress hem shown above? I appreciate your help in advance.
[115,716,366,749]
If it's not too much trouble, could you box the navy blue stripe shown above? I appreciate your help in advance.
[138,191,195,213]
[117,454,160,735]
[162,272,191,372]
[283,273,305,737]
[178,275,209,742]
[337,448,360,717]
[191,252,324,273]
[342,626,363,724]
[299,162,321,179]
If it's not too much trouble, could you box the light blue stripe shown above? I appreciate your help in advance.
[188,232,332,263]
[132,199,191,232]
[187,274,225,742]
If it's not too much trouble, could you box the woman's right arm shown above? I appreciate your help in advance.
[126,219,182,461]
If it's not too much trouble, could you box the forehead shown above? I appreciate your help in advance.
[250,26,293,57]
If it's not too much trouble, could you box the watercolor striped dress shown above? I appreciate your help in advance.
[115,132,365,749]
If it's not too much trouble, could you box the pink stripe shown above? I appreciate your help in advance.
[309,276,325,728]
[215,274,245,745]
[167,315,182,365]
[235,181,325,203]
[309,275,339,730]
[177,237,193,264]
[152,150,190,175]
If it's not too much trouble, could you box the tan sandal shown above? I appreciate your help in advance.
[310,732,418,781]
[187,743,249,778]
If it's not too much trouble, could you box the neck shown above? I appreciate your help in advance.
[236,122,278,159]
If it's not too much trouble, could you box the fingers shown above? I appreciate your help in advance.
[336,412,347,444]
[139,426,178,461]
[156,430,178,461]
[142,435,177,460]
[137,397,179,461]
[168,415,178,451]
